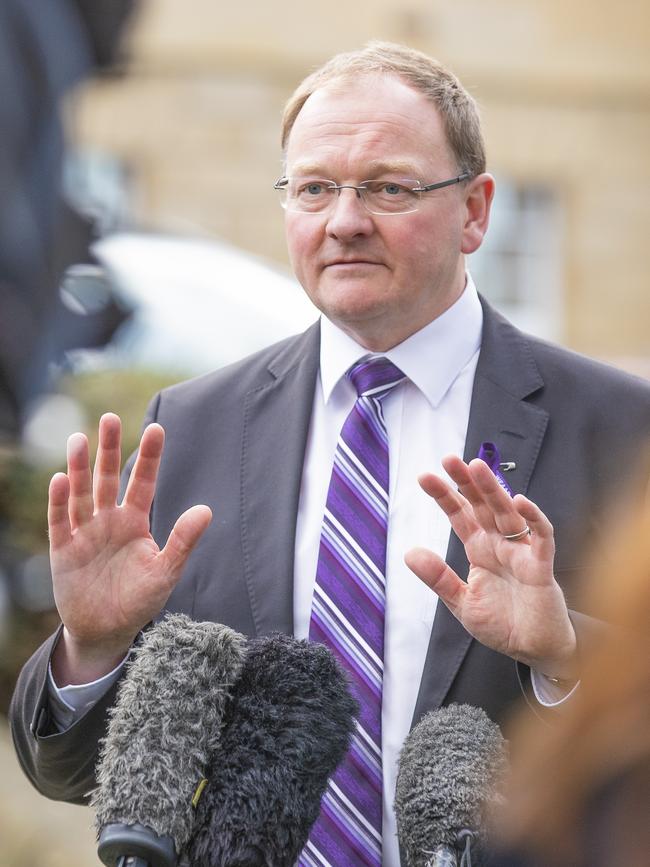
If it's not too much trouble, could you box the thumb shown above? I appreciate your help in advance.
[158,505,213,580]
[404,547,467,618]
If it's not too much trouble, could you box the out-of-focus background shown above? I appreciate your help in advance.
[1,1,648,863]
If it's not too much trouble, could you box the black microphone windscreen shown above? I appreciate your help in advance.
[92,613,246,857]
[181,633,358,867]
[395,703,509,867]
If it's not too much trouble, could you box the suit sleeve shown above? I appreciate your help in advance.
[8,627,123,803]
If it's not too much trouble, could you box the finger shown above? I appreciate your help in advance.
[66,432,93,528]
[122,423,165,515]
[467,458,529,537]
[418,472,480,544]
[48,472,72,551]
[441,455,475,497]
[404,547,467,620]
[93,413,122,509]
[442,454,496,530]
[157,505,213,581]
[513,494,556,564]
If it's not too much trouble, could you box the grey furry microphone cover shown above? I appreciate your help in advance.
[181,632,358,867]
[91,613,246,854]
[395,703,509,867]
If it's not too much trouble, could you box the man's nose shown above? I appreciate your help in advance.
[325,188,374,240]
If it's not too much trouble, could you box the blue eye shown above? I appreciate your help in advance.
[383,183,403,195]
[290,179,335,212]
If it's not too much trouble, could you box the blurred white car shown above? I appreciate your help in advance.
[65,231,319,374]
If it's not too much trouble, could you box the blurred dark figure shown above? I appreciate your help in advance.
[490,497,650,867]
[0,0,136,439]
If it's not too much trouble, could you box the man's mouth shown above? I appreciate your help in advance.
[325,259,382,267]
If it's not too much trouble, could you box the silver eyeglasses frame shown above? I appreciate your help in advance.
[273,173,471,216]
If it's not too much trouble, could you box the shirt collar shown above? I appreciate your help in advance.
[319,272,483,408]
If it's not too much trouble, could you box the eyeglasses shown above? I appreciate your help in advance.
[273,173,471,216]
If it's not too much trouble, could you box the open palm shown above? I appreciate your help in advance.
[49,414,212,674]
[405,455,577,678]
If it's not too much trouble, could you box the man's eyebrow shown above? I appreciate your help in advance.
[288,162,331,177]
[287,159,423,178]
[363,159,422,177]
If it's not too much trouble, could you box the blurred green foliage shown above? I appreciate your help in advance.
[63,368,185,455]
[0,367,185,715]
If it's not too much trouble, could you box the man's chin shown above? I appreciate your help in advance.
[315,273,389,307]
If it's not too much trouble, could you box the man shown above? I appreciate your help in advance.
[10,42,650,867]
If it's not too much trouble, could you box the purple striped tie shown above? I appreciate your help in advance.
[301,356,406,867]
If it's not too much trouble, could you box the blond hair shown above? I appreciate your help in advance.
[281,41,486,177]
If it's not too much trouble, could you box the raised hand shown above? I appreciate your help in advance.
[48,413,212,685]
[405,455,577,680]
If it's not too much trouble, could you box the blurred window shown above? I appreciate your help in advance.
[469,177,564,340]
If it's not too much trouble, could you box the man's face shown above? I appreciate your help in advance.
[283,74,493,350]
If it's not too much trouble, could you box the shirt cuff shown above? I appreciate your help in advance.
[531,668,580,706]
[47,654,129,731]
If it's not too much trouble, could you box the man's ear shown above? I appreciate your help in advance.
[461,173,495,255]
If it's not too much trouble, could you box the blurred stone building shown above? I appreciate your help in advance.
[70,0,650,372]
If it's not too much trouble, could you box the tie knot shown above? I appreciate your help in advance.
[347,356,406,398]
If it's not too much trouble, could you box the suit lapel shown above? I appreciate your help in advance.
[411,297,550,724]
[240,322,320,637]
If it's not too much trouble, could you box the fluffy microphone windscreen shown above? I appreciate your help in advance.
[394,703,508,867]
[181,633,358,867]
[92,613,246,855]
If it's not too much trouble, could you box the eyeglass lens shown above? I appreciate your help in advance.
[278,178,422,215]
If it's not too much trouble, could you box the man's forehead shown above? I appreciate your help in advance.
[285,75,452,175]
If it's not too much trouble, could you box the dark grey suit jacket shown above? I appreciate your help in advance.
[10,297,650,804]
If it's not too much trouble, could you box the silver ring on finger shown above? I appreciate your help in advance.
[502,525,531,541]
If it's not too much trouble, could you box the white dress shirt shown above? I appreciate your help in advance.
[50,274,576,866]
